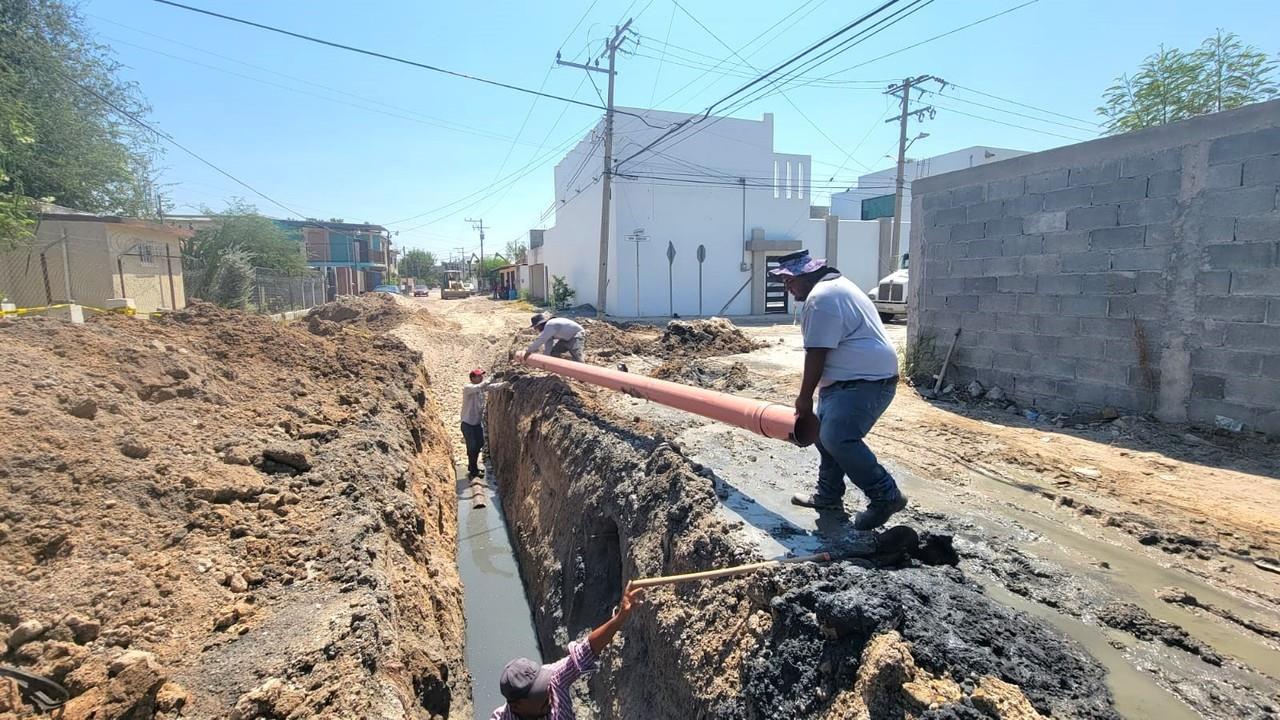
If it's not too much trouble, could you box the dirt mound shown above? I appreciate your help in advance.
[577,317,761,363]
[305,293,408,335]
[656,318,763,359]
[0,301,468,718]
[650,359,751,392]
[485,373,1117,719]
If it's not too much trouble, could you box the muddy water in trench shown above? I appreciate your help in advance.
[456,468,541,718]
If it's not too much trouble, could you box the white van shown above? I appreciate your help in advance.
[866,252,908,323]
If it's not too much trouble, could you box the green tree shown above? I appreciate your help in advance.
[0,0,159,221]
[504,239,528,263]
[187,200,306,274]
[398,248,437,283]
[551,275,575,310]
[1193,30,1279,113]
[1099,31,1278,134]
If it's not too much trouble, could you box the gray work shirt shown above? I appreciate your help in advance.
[461,379,506,426]
[527,317,585,355]
[800,272,899,386]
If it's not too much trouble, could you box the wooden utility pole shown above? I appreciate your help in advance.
[885,75,943,266]
[558,19,633,318]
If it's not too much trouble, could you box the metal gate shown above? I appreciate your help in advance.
[764,256,790,314]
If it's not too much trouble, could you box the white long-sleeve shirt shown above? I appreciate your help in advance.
[526,317,585,356]
[461,379,506,426]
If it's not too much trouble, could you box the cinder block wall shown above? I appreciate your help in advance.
[908,100,1280,433]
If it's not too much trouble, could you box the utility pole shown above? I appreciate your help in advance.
[557,18,633,318]
[885,75,944,267]
[465,218,487,289]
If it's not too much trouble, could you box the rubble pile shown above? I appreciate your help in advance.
[0,301,468,718]
[649,359,751,392]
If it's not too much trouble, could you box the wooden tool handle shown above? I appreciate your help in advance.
[629,552,831,589]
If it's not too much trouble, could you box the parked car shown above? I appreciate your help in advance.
[373,284,400,295]
[866,252,908,323]
[413,284,429,297]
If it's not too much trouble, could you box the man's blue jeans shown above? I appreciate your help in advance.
[814,379,899,503]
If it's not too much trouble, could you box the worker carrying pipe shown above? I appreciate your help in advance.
[769,250,905,531]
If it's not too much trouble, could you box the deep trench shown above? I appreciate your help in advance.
[478,372,1124,720]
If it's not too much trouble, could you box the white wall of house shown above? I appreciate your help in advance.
[538,108,826,317]
[831,145,1028,259]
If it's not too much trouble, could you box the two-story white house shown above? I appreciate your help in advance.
[831,145,1030,266]
[532,108,887,317]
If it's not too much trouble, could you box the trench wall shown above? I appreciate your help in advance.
[908,99,1280,432]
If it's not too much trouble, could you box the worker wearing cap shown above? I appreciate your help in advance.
[525,313,586,362]
[770,249,906,531]
[490,584,643,720]
[461,368,506,479]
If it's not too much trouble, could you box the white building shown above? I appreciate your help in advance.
[530,108,893,318]
[831,145,1029,264]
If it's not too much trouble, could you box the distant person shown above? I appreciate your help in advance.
[489,585,643,720]
[460,368,506,478]
[525,313,586,362]
[770,250,905,531]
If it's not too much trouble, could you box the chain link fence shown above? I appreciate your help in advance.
[182,255,328,315]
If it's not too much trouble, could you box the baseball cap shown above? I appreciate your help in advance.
[499,657,553,702]
[469,368,485,379]
[767,250,827,277]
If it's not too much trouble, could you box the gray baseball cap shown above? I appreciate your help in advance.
[499,657,552,702]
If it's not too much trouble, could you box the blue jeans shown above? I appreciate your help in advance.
[814,380,899,503]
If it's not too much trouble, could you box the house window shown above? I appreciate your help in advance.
[139,243,157,266]
[860,194,895,220]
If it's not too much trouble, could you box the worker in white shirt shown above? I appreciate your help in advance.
[460,368,506,478]
[525,313,586,362]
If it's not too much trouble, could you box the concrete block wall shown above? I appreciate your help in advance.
[908,100,1280,433]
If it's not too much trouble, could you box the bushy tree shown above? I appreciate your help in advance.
[504,239,528,264]
[398,248,437,283]
[1099,31,1278,134]
[187,200,306,275]
[551,275,575,310]
[0,0,159,224]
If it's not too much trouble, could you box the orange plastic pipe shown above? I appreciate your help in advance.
[516,352,798,442]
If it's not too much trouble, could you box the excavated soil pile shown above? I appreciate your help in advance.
[649,359,751,392]
[0,301,468,719]
[486,374,1117,719]
[579,317,762,363]
[655,318,764,359]
[305,294,407,336]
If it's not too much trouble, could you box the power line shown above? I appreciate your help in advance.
[634,0,932,168]
[50,67,304,219]
[929,102,1090,142]
[152,0,669,128]
[813,0,1041,82]
[614,0,905,171]
[947,81,1101,127]
[931,91,1099,134]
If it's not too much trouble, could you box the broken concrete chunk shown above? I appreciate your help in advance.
[65,615,101,645]
[228,573,249,593]
[966,380,985,398]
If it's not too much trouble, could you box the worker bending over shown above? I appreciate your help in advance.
[771,250,906,531]
[526,313,586,362]
[460,368,505,479]
[490,585,643,719]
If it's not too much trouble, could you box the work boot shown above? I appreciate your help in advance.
[853,491,908,531]
[790,492,843,510]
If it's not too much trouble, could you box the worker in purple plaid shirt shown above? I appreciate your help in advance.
[489,585,644,720]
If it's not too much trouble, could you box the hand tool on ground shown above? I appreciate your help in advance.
[931,327,962,396]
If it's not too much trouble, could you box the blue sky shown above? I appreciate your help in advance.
[82,0,1278,258]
